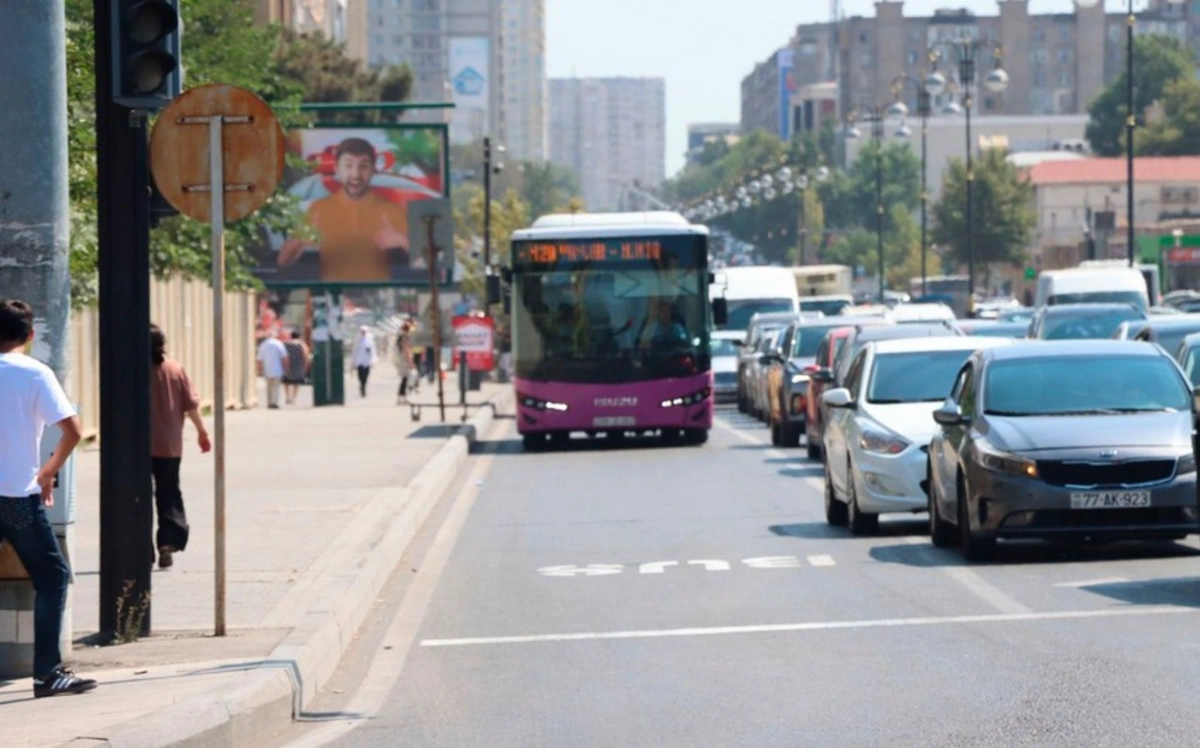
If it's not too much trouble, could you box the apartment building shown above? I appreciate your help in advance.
[686,123,740,168]
[255,0,367,59]
[362,0,546,159]
[742,0,1194,140]
[549,78,667,211]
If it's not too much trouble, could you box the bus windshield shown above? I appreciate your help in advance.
[512,242,711,384]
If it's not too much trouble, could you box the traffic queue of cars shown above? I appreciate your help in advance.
[720,294,1200,562]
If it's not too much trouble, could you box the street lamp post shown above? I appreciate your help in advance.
[926,39,1008,301]
[890,72,932,298]
[1076,0,1184,268]
[846,105,890,303]
[482,137,505,270]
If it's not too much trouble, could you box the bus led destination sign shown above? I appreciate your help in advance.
[516,240,664,266]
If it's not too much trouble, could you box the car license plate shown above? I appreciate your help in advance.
[593,416,636,427]
[1069,490,1151,509]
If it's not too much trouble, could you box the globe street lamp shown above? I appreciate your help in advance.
[1076,0,1185,268]
[926,38,1008,301]
[891,68,934,298]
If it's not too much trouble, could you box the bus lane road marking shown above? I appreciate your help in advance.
[536,555,836,577]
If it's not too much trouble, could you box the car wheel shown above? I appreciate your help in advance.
[824,460,848,526]
[770,420,783,446]
[957,472,995,561]
[684,429,708,446]
[928,463,956,548]
[846,460,879,536]
[806,435,822,461]
[737,387,747,413]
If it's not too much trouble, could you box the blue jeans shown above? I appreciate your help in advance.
[0,496,69,677]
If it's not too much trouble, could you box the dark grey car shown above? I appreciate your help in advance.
[928,341,1198,561]
[1027,302,1146,340]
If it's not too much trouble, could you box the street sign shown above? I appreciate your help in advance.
[1024,267,1036,280]
[407,198,455,282]
[148,84,285,638]
[148,83,285,223]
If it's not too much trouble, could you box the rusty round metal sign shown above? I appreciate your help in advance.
[149,83,286,223]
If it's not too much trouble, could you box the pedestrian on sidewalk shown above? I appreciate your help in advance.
[257,330,288,409]
[150,324,210,570]
[351,325,377,397]
[282,330,311,406]
[0,299,96,698]
[392,321,414,405]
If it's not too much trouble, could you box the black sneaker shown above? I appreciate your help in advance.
[34,667,97,698]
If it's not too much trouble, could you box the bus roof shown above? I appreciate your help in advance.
[512,211,709,241]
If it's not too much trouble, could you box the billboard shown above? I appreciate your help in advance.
[252,126,448,287]
[449,37,490,144]
[778,48,796,141]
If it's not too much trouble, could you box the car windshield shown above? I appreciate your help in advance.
[710,338,739,357]
[1041,308,1144,340]
[800,298,850,316]
[867,350,976,404]
[1150,325,1200,355]
[1050,291,1146,310]
[724,299,794,331]
[792,325,840,358]
[968,323,1028,338]
[998,309,1033,323]
[984,355,1190,415]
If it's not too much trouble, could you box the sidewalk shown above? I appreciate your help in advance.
[0,368,509,747]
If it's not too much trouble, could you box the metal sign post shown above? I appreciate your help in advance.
[149,84,285,637]
[426,215,447,423]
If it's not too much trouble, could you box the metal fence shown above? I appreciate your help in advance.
[69,275,258,440]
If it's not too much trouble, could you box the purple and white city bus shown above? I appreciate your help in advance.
[508,211,723,450]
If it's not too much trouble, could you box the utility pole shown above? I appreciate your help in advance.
[0,0,73,677]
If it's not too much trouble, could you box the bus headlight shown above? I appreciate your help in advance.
[518,393,568,412]
[661,387,711,408]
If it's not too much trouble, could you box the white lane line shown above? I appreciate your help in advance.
[279,430,501,747]
[420,605,1194,648]
[1054,577,1131,589]
[900,538,1033,616]
[807,554,837,567]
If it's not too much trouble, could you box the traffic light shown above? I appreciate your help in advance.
[111,0,181,109]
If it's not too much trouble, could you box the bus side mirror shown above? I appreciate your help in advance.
[486,274,502,306]
[713,297,728,326]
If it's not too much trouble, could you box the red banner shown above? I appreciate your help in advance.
[452,314,495,372]
[1167,247,1200,264]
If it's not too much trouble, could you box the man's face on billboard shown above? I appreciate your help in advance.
[336,152,375,200]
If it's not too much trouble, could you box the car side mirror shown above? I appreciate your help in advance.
[932,402,966,426]
[811,367,835,384]
[822,388,855,409]
[713,297,728,327]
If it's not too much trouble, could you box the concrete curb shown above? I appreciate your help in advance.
[72,390,511,748]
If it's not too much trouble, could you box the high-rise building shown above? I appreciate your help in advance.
[741,0,1197,140]
[255,0,366,60]
[549,78,667,212]
[686,123,740,168]
[363,0,546,160]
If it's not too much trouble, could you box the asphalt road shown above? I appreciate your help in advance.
[278,408,1200,748]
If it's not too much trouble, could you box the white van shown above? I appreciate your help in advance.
[710,266,800,331]
[1035,267,1149,311]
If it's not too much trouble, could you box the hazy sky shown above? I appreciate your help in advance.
[546,0,1119,177]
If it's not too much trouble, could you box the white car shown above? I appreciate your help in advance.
[710,331,742,403]
[820,336,1015,534]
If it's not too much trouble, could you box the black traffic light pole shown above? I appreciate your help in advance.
[95,0,181,638]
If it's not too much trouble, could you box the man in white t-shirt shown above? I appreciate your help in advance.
[0,300,96,698]
[257,331,288,409]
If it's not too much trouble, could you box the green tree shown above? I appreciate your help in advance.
[1137,76,1200,156]
[932,148,1034,287]
[1085,34,1194,157]
[824,205,918,291]
[819,141,920,233]
[273,30,413,121]
[65,0,99,306]
[519,161,582,220]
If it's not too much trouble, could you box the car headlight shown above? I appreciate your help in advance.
[518,393,569,412]
[790,373,809,384]
[974,441,1038,478]
[859,427,910,455]
[1178,453,1196,475]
